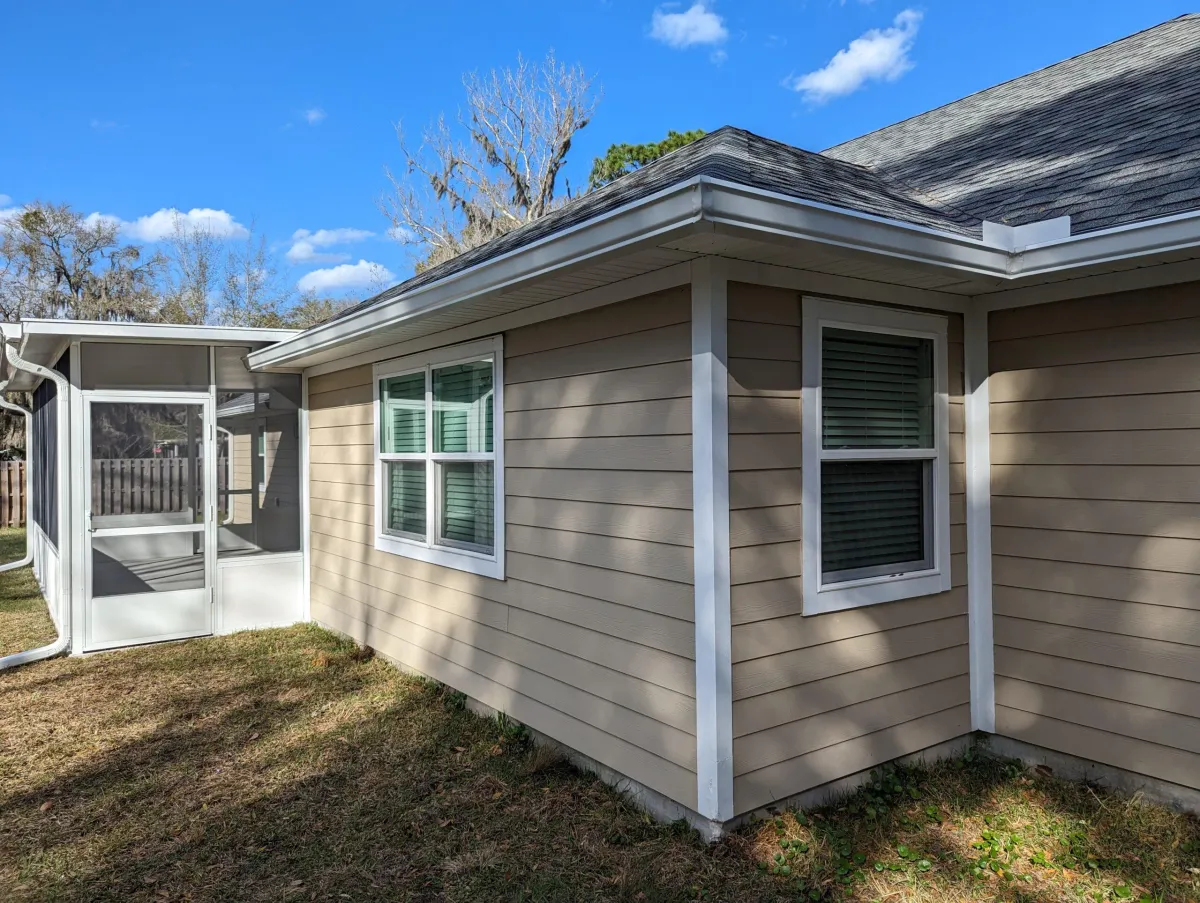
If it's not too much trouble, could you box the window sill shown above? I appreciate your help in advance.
[802,568,950,616]
[375,532,505,580]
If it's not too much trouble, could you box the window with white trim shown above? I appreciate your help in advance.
[801,298,950,615]
[373,336,505,580]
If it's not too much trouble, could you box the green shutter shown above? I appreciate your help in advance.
[821,460,927,576]
[438,462,494,551]
[381,373,425,453]
[822,328,933,449]
[433,361,493,453]
[386,462,426,537]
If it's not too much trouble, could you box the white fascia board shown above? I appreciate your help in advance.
[1012,209,1200,277]
[248,181,710,370]
[20,320,299,344]
[699,178,1012,277]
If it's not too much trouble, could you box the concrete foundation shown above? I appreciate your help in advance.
[986,735,1200,815]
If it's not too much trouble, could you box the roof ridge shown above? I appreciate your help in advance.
[823,14,1200,157]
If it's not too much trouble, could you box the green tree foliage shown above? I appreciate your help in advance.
[587,129,706,190]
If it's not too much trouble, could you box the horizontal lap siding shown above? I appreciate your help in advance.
[727,283,969,814]
[989,283,1200,791]
[307,287,698,809]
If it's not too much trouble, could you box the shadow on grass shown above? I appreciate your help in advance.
[2,627,1197,903]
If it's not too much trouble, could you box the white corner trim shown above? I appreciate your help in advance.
[963,306,995,733]
[691,257,733,822]
[370,335,506,582]
[300,371,312,623]
[800,298,952,616]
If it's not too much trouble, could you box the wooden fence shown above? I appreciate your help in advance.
[0,461,25,528]
[91,458,229,516]
[0,458,233,527]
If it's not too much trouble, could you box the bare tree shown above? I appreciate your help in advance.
[0,202,162,321]
[382,51,598,270]
[158,215,223,325]
[216,229,294,328]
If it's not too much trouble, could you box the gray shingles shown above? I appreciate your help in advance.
[824,14,1200,235]
[334,15,1200,321]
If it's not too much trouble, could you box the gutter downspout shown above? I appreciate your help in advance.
[0,326,72,670]
[0,380,32,574]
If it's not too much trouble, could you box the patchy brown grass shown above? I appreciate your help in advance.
[0,528,55,657]
[0,622,1197,902]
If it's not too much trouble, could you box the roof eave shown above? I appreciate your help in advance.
[248,178,1012,371]
[1012,208,1200,277]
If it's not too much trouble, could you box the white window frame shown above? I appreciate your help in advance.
[801,297,951,615]
[372,335,505,580]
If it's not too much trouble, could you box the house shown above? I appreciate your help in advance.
[4,14,1200,836]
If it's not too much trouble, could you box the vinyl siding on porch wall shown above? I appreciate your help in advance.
[307,287,698,809]
[989,282,1200,791]
[727,282,970,815]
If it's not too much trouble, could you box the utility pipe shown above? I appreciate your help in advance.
[0,379,32,573]
[0,325,72,670]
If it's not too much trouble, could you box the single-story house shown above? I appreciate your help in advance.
[4,14,1200,836]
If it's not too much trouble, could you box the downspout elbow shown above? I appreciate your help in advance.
[0,325,72,670]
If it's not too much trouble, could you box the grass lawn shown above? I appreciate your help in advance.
[0,527,56,657]
[0,625,1196,902]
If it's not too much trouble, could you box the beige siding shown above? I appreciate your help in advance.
[990,282,1200,791]
[727,282,969,815]
[307,288,698,808]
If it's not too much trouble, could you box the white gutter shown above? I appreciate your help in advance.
[0,383,32,574]
[249,179,1200,371]
[250,178,712,369]
[1012,208,1200,276]
[0,328,72,671]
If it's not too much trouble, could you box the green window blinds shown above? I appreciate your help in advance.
[433,361,494,453]
[820,327,934,581]
[378,357,496,556]
[386,462,426,538]
[439,462,495,549]
[380,372,425,453]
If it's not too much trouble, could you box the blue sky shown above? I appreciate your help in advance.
[1,1,1192,298]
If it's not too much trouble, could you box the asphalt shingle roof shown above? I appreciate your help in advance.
[334,128,975,321]
[335,14,1200,320]
[823,14,1200,234]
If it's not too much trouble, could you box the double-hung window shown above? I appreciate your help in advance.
[373,336,504,579]
[801,298,950,614]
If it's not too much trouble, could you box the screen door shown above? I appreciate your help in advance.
[84,392,215,650]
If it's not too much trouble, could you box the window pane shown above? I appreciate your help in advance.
[381,373,426,453]
[821,460,929,580]
[822,328,933,449]
[386,462,426,539]
[433,360,494,453]
[437,462,494,552]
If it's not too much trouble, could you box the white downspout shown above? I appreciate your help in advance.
[0,381,32,573]
[0,326,72,670]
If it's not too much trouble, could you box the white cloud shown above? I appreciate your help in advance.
[787,9,922,104]
[304,108,326,125]
[650,2,728,48]
[90,119,117,131]
[0,195,11,207]
[121,208,250,242]
[287,227,374,263]
[83,212,123,230]
[297,259,394,294]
